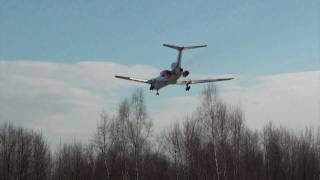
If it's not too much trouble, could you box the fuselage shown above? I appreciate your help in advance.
[148,44,198,93]
[149,66,182,91]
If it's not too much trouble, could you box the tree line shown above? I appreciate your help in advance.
[1,85,319,180]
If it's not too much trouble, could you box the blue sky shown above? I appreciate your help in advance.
[1,0,319,75]
[0,0,319,147]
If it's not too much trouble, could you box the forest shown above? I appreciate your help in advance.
[0,85,319,180]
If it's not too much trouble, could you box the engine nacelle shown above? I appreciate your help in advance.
[160,70,172,77]
[182,70,189,77]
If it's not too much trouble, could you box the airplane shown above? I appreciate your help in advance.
[115,44,234,95]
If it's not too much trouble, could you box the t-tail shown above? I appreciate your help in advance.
[163,44,207,51]
[163,44,207,70]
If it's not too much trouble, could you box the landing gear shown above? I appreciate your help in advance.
[151,84,159,95]
[185,84,191,91]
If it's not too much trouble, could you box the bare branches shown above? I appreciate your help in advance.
[0,123,50,180]
[1,86,319,180]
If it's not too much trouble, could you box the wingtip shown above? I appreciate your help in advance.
[115,75,125,79]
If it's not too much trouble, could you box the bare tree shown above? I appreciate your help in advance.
[53,141,94,180]
[1,86,320,180]
[182,117,203,180]
[166,122,183,180]
[15,127,33,180]
[262,123,282,180]
[117,98,130,180]
[0,123,51,180]
[229,107,243,180]
[127,88,152,180]
[0,123,17,180]
[199,84,223,180]
[94,111,115,180]
[30,133,51,180]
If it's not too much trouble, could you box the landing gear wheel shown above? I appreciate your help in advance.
[185,80,192,91]
[156,91,159,95]
[185,85,191,91]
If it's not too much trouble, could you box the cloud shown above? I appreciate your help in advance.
[0,61,158,147]
[223,71,320,130]
[0,60,319,148]
[152,95,199,132]
[153,71,320,131]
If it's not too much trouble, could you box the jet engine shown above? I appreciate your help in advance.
[182,70,189,77]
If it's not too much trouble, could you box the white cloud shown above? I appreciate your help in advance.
[0,60,319,148]
[223,71,320,130]
[0,61,158,147]
[152,95,199,132]
[153,71,320,131]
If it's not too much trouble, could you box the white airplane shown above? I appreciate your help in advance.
[115,44,234,95]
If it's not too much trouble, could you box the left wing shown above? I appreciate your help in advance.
[176,77,234,85]
[115,75,151,84]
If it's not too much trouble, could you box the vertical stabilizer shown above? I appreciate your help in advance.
[163,44,207,70]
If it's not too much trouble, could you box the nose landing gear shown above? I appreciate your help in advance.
[150,84,159,95]
[150,84,154,90]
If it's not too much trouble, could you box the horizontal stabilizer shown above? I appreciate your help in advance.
[163,44,207,51]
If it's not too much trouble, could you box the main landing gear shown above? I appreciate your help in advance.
[185,83,191,91]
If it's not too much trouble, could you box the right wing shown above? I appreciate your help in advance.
[176,77,234,85]
[115,75,151,84]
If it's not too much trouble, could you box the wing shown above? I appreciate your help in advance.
[176,77,234,85]
[115,75,151,84]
